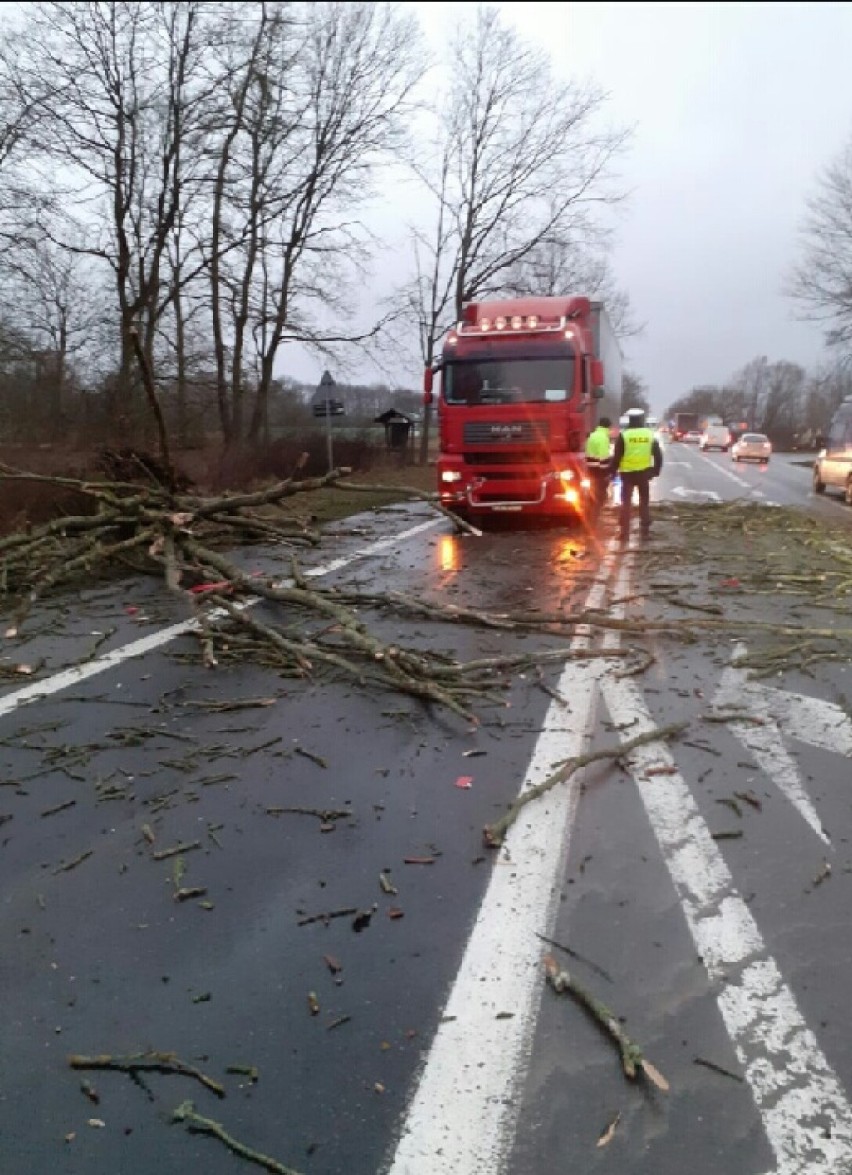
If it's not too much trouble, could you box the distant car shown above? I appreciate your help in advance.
[683,430,702,444]
[812,396,852,503]
[699,424,731,452]
[732,433,771,463]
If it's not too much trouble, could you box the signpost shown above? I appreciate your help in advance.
[313,370,344,472]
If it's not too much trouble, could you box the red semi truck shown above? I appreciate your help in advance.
[424,295,622,520]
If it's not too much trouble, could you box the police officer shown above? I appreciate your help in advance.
[584,415,613,520]
[610,408,663,542]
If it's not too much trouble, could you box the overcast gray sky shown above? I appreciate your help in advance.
[292,2,852,415]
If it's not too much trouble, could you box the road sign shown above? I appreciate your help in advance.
[312,399,345,417]
[314,371,343,472]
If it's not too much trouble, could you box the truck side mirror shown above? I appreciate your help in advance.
[590,359,604,391]
[423,366,434,406]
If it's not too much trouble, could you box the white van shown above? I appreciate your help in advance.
[813,398,852,503]
[699,423,731,452]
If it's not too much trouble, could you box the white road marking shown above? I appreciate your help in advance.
[384,556,617,1174]
[697,450,768,491]
[388,526,852,1173]
[711,644,852,843]
[601,564,852,1174]
[0,517,441,719]
[672,485,722,501]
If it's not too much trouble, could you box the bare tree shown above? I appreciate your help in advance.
[205,2,423,449]
[789,135,852,348]
[0,236,110,431]
[504,231,642,339]
[621,370,651,416]
[8,1,215,445]
[408,3,629,461]
[759,361,806,436]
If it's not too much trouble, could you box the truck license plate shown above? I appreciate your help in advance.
[492,504,523,512]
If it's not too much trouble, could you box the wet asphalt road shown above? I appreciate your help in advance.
[2,447,852,1175]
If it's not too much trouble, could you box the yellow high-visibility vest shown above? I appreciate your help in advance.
[585,426,610,461]
[618,427,654,472]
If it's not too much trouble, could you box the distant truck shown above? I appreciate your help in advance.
[673,412,701,441]
[424,296,622,520]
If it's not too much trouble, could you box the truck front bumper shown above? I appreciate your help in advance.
[438,466,592,517]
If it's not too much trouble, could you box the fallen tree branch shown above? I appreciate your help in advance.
[172,1100,302,1174]
[543,956,669,1090]
[484,722,687,847]
[332,478,482,535]
[68,1051,225,1098]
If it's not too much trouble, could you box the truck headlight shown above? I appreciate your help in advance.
[441,471,463,483]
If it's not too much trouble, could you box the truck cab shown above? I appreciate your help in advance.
[426,296,622,520]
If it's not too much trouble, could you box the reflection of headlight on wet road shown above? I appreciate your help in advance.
[555,537,586,563]
[438,535,462,573]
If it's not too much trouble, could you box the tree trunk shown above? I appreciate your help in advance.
[174,278,189,448]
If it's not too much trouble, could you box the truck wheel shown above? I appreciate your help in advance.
[813,465,826,494]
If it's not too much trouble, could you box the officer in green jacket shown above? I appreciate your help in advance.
[610,408,663,542]
[584,416,612,520]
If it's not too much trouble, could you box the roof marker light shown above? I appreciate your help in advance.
[494,316,506,330]
[511,315,522,330]
[527,315,539,328]
[480,317,491,331]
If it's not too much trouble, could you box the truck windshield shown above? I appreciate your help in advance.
[443,357,575,406]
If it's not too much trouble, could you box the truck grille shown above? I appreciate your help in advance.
[464,451,543,466]
[463,420,550,445]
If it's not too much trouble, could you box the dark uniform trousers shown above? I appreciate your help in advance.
[587,469,610,519]
[619,470,653,538]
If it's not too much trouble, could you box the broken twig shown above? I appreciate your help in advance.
[543,957,668,1090]
[172,1100,302,1174]
[484,723,687,847]
[69,1051,225,1097]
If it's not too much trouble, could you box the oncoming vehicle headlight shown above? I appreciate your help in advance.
[441,470,463,483]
